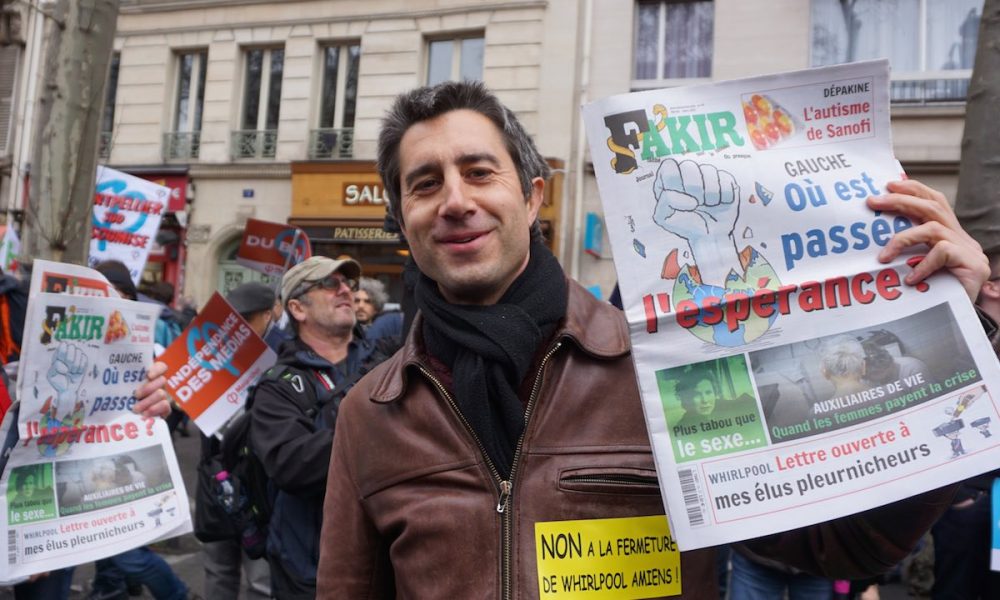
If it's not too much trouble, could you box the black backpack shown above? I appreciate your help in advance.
[209,364,324,559]
[200,339,393,559]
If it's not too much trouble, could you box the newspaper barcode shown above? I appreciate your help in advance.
[678,468,704,526]
[7,529,16,565]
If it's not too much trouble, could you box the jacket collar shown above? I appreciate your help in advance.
[370,278,630,404]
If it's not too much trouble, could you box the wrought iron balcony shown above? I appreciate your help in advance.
[231,129,278,159]
[162,131,201,161]
[890,76,970,105]
[98,131,112,159]
[309,127,354,159]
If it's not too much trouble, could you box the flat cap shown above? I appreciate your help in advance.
[226,282,276,317]
[280,256,361,309]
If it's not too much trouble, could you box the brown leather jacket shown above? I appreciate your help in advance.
[318,280,959,599]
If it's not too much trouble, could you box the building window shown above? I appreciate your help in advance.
[632,0,713,90]
[310,43,360,159]
[426,35,483,86]
[811,0,982,104]
[99,52,119,159]
[164,50,206,160]
[233,47,283,159]
[0,45,20,156]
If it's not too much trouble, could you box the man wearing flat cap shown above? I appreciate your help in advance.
[248,255,390,599]
[227,281,278,340]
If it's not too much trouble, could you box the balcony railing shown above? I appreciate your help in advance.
[890,74,970,105]
[162,131,201,161]
[309,127,355,159]
[231,129,278,159]
[98,131,112,159]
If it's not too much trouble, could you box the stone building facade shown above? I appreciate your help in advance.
[1,0,978,303]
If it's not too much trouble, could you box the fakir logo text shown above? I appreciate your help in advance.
[603,105,745,174]
[40,306,105,345]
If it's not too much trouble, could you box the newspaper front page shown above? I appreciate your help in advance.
[0,263,190,580]
[581,60,1000,550]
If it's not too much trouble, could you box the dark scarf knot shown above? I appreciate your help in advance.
[416,241,568,479]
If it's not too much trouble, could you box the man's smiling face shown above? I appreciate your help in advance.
[397,109,543,305]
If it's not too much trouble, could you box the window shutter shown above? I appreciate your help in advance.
[0,46,19,154]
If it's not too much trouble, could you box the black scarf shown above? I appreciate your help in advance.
[417,241,568,479]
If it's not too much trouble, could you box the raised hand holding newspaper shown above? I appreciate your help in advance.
[582,60,1000,550]
[0,261,190,580]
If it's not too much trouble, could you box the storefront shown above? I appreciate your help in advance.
[290,160,564,303]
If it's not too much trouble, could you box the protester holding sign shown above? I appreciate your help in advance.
[307,80,995,600]
[86,261,191,600]
[195,282,275,600]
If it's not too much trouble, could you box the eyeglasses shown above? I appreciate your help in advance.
[293,273,359,299]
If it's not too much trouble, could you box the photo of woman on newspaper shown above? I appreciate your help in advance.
[658,355,768,462]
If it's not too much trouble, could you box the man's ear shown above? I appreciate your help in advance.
[981,279,1000,301]
[286,299,306,324]
[526,177,545,222]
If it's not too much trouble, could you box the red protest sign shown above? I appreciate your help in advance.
[159,293,276,435]
[236,218,312,275]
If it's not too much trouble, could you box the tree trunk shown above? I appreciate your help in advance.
[956,0,1000,254]
[22,0,120,264]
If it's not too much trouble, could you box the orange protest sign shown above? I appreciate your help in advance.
[236,218,312,275]
[159,293,276,435]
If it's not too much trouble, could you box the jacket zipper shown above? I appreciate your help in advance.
[502,340,562,600]
[416,339,563,600]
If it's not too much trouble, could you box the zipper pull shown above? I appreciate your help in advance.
[496,480,512,513]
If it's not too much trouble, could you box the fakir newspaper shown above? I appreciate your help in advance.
[0,261,190,581]
[581,60,1000,550]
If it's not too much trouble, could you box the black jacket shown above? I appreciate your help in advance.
[250,329,390,591]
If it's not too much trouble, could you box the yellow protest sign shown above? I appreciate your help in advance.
[535,515,681,598]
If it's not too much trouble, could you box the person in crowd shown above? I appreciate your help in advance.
[2,261,170,600]
[263,290,292,352]
[309,80,994,598]
[96,261,190,438]
[228,282,278,342]
[90,260,193,600]
[196,282,274,600]
[354,276,403,346]
[140,281,184,352]
[0,266,27,366]
[353,277,383,326]
[175,295,199,330]
[249,256,390,599]
[929,250,1000,599]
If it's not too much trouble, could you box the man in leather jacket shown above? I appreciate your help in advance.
[314,80,995,599]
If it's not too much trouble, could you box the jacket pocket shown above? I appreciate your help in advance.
[559,467,660,496]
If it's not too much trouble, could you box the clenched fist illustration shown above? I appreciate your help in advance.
[652,158,743,285]
[47,343,88,411]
